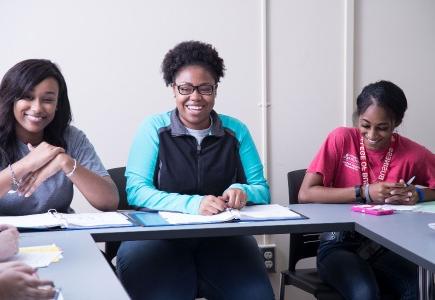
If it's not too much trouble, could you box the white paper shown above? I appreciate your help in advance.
[159,210,236,225]
[0,213,64,229]
[0,212,132,229]
[159,204,302,225]
[8,252,62,268]
[381,204,417,211]
[62,212,132,228]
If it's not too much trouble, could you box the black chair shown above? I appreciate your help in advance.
[104,167,131,269]
[279,169,342,300]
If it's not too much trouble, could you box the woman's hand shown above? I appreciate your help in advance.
[21,142,65,172]
[368,180,417,204]
[0,262,55,300]
[18,153,73,197]
[384,179,418,205]
[222,188,247,210]
[199,195,226,215]
[0,225,19,261]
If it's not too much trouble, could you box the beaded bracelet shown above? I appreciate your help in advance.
[65,159,77,177]
[8,164,20,192]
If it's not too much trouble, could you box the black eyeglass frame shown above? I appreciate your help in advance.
[174,83,218,95]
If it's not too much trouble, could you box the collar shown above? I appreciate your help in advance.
[169,109,225,137]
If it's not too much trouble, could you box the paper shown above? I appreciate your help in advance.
[379,201,435,213]
[159,204,304,225]
[61,212,132,228]
[0,213,65,229]
[381,204,417,211]
[414,202,435,214]
[6,244,63,268]
[0,212,132,229]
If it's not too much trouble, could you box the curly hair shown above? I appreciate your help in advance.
[161,41,225,86]
[0,59,72,167]
[355,80,408,127]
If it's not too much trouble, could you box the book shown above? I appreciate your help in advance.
[0,211,133,229]
[158,204,306,225]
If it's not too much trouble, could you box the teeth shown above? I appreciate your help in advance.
[25,115,44,121]
[187,105,202,110]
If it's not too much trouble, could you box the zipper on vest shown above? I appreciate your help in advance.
[196,144,201,191]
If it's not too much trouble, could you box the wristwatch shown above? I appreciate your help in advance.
[355,185,364,203]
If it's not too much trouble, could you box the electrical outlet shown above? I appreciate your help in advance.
[259,244,276,273]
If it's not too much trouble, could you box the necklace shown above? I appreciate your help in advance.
[359,134,395,184]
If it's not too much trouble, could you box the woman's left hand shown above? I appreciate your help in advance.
[18,153,73,197]
[222,188,247,209]
[384,179,418,205]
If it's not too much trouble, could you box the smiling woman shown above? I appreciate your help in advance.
[0,59,118,215]
[298,80,435,300]
[116,41,274,300]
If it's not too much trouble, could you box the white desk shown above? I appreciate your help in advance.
[20,204,435,299]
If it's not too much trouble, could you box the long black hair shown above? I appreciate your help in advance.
[0,59,72,167]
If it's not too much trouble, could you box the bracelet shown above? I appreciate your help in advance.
[416,187,424,203]
[65,159,77,177]
[364,184,372,204]
[355,185,364,203]
[8,164,20,192]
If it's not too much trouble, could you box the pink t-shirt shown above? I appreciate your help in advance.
[307,127,435,188]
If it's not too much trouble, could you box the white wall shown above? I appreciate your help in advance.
[1,1,434,299]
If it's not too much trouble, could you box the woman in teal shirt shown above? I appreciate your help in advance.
[116,41,274,300]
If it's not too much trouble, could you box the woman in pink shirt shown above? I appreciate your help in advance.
[299,80,435,300]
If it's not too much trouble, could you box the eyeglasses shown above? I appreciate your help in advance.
[175,83,217,95]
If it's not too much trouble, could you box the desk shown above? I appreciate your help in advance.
[291,204,435,300]
[20,231,130,300]
[20,204,435,299]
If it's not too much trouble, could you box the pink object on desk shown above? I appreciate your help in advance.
[351,205,394,216]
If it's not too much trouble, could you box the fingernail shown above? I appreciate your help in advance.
[25,193,30,197]
[408,192,412,196]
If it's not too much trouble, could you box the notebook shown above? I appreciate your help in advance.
[0,210,133,229]
[158,204,306,225]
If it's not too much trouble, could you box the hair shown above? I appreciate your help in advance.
[0,59,72,166]
[355,80,408,127]
[161,40,225,86]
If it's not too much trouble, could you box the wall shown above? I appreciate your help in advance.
[1,1,434,299]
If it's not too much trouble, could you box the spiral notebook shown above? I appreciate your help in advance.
[157,204,306,225]
[0,210,133,229]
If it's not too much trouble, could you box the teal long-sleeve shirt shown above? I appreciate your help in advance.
[125,110,270,214]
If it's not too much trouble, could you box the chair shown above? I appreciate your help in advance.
[104,167,132,269]
[279,169,342,300]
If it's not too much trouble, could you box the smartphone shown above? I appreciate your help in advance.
[352,205,394,216]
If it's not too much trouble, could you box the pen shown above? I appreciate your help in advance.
[406,176,415,186]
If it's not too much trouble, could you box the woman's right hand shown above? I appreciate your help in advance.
[0,225,19,261]
[21,142,64,172]
[0,262,55,300]
[199,195,226,215]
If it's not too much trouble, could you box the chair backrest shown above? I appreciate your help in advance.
[287,169,322,271]
[107,167,131,210]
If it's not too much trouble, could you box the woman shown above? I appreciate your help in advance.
[0,59,118,214]
[0,224,55,299]
[299,80,435,300]
[116,41,274,300]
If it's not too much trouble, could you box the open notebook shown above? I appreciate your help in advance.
[0,211,133,229]
[158,204,305,225]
